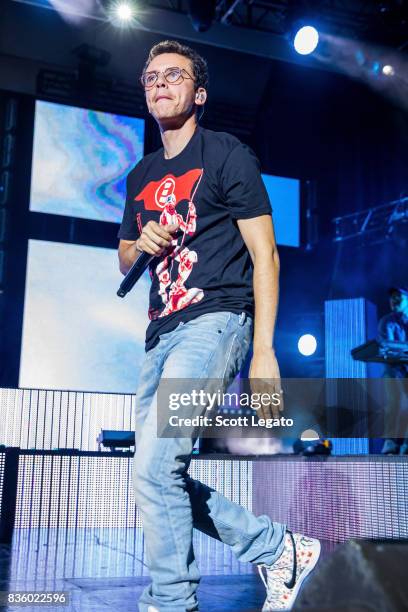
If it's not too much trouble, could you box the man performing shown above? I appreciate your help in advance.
[378,287,408,455]
[118,40,320,612]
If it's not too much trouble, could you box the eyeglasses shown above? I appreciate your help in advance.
[140,67,194,90]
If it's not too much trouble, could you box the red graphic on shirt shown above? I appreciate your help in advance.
[135,169,204,319]
[135,169,202,211]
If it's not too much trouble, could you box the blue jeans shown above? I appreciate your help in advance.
[133,311,286,612]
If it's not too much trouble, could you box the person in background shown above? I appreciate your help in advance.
[378,287,408,455]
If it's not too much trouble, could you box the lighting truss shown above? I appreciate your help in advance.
[12,1,407,52]
[333,196,408,245]
[11,0,407,43]
[143,0,399,40]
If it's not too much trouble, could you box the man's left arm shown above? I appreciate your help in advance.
[237,214,282,418]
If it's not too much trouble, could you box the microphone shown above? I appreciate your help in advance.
[116,229,180,298]
[116,251,154,298]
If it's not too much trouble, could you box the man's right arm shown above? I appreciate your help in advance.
[118,221,179,276]
[118,239,142,276]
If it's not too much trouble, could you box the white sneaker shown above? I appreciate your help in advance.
[258,531,321,611]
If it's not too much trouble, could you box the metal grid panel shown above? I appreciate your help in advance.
[190,459,252,512]
[0,451,5,511]
[14,454,252,530]
[325,298,372,379]
[0,388,136,451]
[15,454,141,529]
[324,298,379,455]
[253,458,408,542]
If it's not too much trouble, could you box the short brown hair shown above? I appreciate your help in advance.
[143,40,209,91]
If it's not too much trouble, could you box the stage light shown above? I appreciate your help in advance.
[109,1,137,26]
[382,64,395,76]
[293,25,319,55]
[298,334,317,356]
[116,3,133,21]
[301,429,320,441]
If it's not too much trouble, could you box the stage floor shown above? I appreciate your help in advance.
[0,528,338,611]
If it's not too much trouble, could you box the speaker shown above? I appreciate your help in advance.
[294,539,408,611]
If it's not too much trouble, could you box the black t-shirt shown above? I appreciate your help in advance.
[118,127,272,351]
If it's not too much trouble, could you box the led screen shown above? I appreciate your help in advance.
[30,101,145,222]
[19,240,150,393]
[261,174,300,247]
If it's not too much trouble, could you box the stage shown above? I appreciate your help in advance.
[1,441,407,610]
[0,528,339,612]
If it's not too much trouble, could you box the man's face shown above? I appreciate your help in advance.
[143,53,205,125]
[390,291,408,312]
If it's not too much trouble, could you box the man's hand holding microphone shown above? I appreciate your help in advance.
[117,221,179,297]
[135,221,179,257]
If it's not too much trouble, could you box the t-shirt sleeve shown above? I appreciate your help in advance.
[221,143,272,220]
[117,175,140,241]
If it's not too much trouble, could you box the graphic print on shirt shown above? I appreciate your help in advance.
[135,169,204,319]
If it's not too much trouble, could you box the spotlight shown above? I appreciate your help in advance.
[300,429,320,441]
[298,334,317,356]
[382,64,395,76]
[109,1,137,26]
[117,3,133,21]
[293,25,319,55]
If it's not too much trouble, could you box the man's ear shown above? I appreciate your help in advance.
[195,88,207,106]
